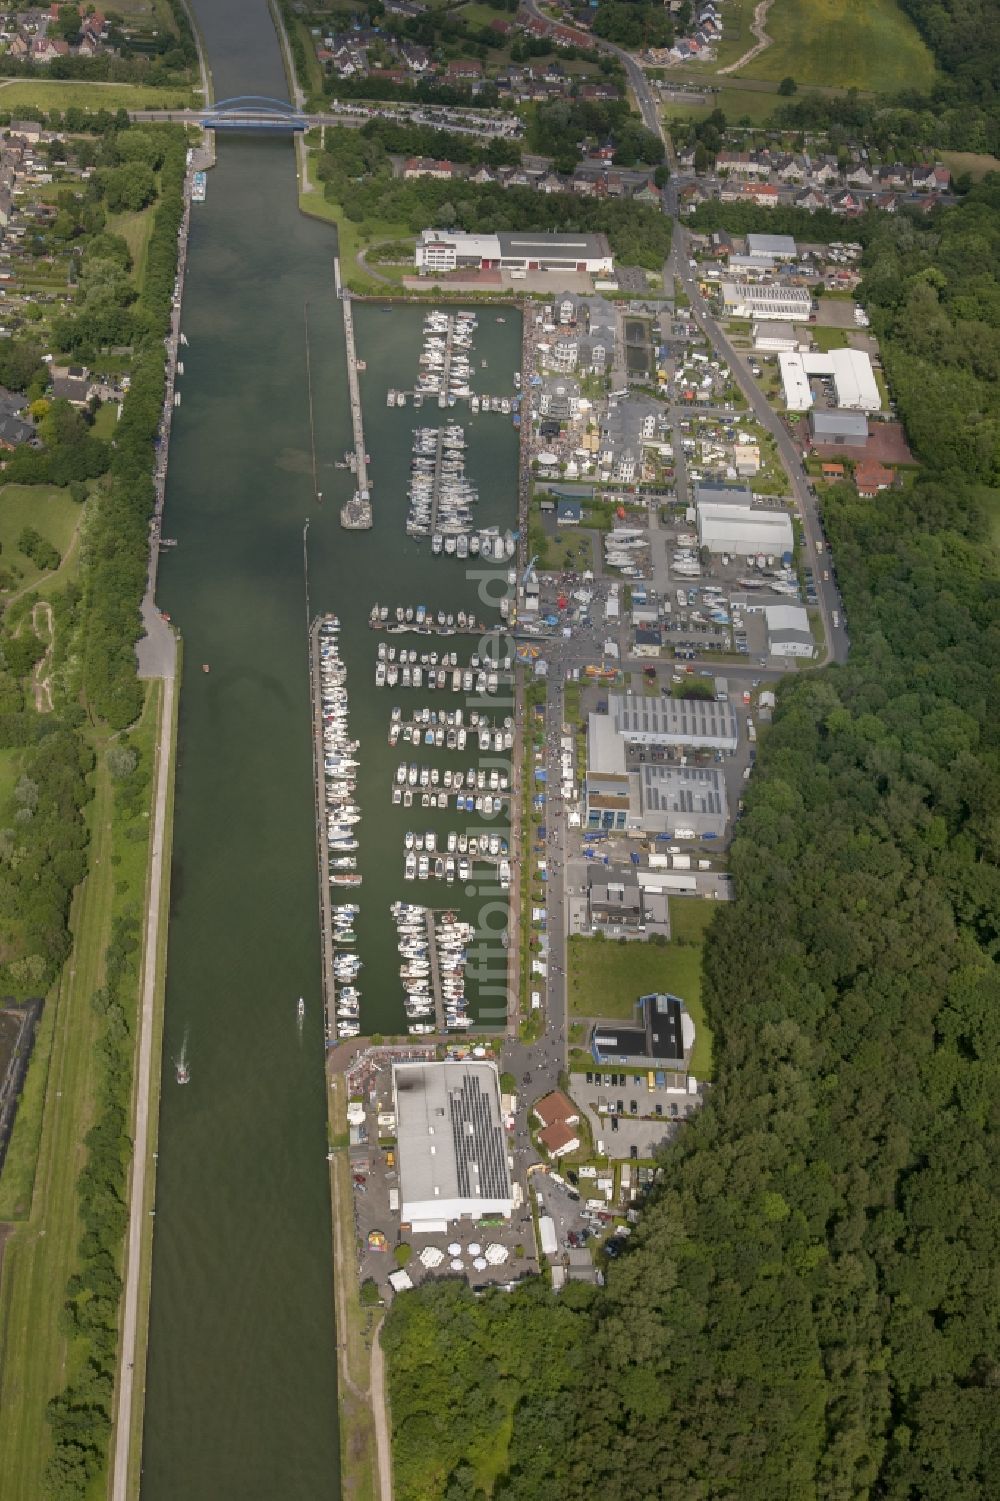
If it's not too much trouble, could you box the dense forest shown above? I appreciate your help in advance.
[383,187,1000,1501]
[317,127,671,267]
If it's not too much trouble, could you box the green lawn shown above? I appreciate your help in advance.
[568,896,717,1077]
[734,0,937,92]
[107,206,156,290]
[667,89,780,126]
[91,402,119,439]
[0,485,83,597]
[0,79,195,111]
[810,324,850,351]
[940,150,1000,183]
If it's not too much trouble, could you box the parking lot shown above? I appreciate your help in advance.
[570,1070,696,1158]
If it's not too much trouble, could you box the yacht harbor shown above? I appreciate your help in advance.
[391,902,478,1033]
[312,613,364,1042]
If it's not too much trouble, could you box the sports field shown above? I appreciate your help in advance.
[735,0,937,93]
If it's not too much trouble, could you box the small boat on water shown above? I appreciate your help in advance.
[297,996,305,1024]
[175,1035,190,1085]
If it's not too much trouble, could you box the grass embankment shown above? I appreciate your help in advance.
[734,0,937,92]
[123,673,178,1496]
[0,79,196,110]
[0,681,165,1499]
[328,1073,379,1501]
[567,898,717,1077]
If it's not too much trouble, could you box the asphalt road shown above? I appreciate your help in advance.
[666,236,849,665]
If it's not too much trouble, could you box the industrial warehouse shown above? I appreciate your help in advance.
[778,348,882,412]
[695,482,795,557]
[392,1060,513,1233]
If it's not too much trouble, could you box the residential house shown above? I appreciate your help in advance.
[810,158,839,186]
[716,150,771,178]
[402,157,455,180]
[750,182,780,208]
[878,164,909,190]
[854,460,894,497]
[445,57,483,80]
[0,410,36,449]
[829,188,862,215]
[48,364,91,404]
[795,187,827,211]
[399,41,431,73]
[821,462,845,481]
[775,154,807,184]
[846,162,874,188]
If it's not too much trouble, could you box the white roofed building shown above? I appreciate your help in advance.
[766,603,815,658]
[722,281,812,321]
[779,349,881,412]
[697,496,794,557]
[393,1061,513,1232]
[415,228,613,275]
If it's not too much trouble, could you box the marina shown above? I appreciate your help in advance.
[390,903,478,1033]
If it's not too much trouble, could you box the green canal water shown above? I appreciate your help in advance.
[142,4,520,1495]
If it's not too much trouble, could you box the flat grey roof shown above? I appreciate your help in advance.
[810,409,868,437]
[498,230,611,257]
[638,764,727,820]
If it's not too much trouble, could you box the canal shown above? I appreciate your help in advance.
[142,2,520,1496]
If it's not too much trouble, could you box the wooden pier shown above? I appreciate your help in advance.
[424,909,445,1033]
[309,616,338,1044]
[334,256,373,529]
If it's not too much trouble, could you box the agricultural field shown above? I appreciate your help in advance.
[734,0,937,93]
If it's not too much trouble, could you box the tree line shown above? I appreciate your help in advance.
[318,126,672,268]
[382,183,1000,1500]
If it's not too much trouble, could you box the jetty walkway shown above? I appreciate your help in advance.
[335,257,373,529]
